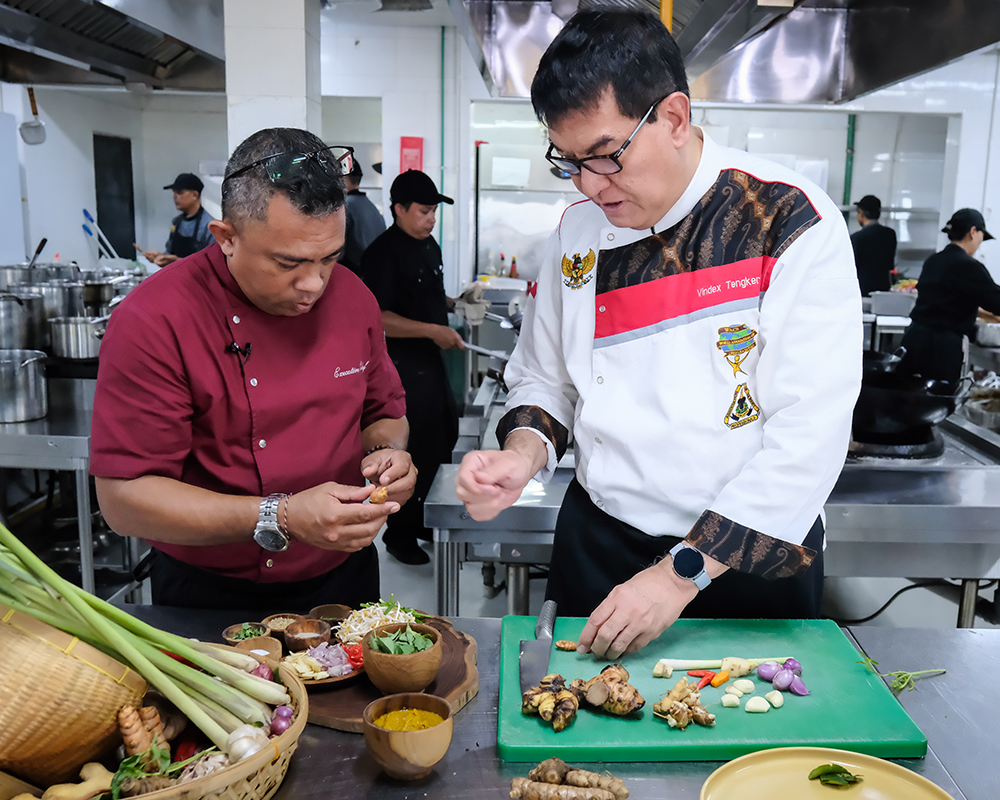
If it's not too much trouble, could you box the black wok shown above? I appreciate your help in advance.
[862,347,905,374]
[853,370,965,434]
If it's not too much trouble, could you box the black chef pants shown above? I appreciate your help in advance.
[140,545,380,612]
[898,321,966,384]
[545,478,824,619]
[385,354,458,542]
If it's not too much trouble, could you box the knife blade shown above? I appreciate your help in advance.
[519,599,557,694]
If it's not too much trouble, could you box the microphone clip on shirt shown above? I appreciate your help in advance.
[227,341,252,362]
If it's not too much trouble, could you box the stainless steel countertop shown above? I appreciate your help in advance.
[122,605,974,799]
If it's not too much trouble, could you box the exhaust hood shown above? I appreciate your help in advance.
[0,0,224,90]
[448,0,1000,104]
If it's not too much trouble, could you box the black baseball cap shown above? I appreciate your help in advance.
[390,170,453,206]
[854,195,881,218]
[942,208,995,240]
[164,173,204,193]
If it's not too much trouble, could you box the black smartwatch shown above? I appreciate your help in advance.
[668,542,711,590]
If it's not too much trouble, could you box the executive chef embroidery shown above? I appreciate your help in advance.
[725,383,760,429]
[716,324,758,377]
[334,360,369,378]
[561,250,596,289]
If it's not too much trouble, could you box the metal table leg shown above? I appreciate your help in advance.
[957,579,979,628]
[434,533,461,617]
[75,465,94,594]
[506,564,529,616]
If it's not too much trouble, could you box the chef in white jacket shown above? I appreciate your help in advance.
[456,8,862,659]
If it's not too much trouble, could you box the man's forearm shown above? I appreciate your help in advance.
[502,428,550,476]
[95,475,259,545]
[381,310,440,340]
[362,416,409,453]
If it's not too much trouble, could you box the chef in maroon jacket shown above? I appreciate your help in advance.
[90,127,416,611]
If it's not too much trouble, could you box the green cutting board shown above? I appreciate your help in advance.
[498,617,927,762]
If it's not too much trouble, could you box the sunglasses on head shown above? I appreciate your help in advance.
[223,145,355,185]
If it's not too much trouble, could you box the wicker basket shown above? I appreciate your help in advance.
[0,603,147,784]
[135,663,308,800]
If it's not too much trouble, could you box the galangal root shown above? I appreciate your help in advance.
[510,758,629,800]
[522,674,583,732]
[579,664,645,716]
[653,677,716,730]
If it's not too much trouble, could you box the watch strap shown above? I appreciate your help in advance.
[669,541,711,591]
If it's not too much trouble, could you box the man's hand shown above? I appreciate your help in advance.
[430,325,465,350]
[455,448,537,521]
[142,248,163,262]
[285,481,400,552]
[361,448,417,506]
[153,253,180,267]
[577,553,729,660]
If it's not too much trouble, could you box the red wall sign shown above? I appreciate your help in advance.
[400,136,424,173]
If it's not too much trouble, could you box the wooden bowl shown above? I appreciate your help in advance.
[362,623,442,695]
[283,618,332,652]
[234,635,282,671]
[362,692,453,780]
[261,613,306,647]
[308,603,353,636]
[222,621,270,646]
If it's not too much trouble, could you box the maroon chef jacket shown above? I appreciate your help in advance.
[90,242,406,583]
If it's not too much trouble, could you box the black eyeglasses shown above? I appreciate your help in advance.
[223,145,355,185]
[545,98,665,176]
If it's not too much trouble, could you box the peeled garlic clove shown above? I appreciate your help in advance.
[765,690,784,708]
[745,696,771,713]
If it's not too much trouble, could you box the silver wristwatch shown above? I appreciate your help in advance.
[253,493,289,552]
[669,541,712,591]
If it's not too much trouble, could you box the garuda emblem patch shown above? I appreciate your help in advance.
[561,250,596,289]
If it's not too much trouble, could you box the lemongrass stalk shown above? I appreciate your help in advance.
[188,690,245,734]
[187,640,260,671]
[0,523,230,751]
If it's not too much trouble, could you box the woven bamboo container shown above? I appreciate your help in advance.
[134,663,308,800]
[0,604,147,784]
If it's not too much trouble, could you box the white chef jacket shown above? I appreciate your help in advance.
[502,130,862,563]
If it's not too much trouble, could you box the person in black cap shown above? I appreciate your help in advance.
[360,170,465,565]
[141,172,215,266]
[342,161,386,274]
[850,194,897,296]
[899,207,1000,382]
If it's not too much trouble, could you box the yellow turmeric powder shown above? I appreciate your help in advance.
[373,708,444,731]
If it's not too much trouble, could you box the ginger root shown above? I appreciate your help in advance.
[39,762,114,800]
[515,760,628,800]
[653,678,716,730]
[510,776,615,800]
[580,664,645,716]
[523,674,580,732]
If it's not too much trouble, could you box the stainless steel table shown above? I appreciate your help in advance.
[427,417,1000,623]
[0,379,96,592]
[123,605,976,800]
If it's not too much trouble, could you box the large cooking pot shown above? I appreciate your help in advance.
[21,262,81,281]
[0,349,47,422]
[853,370,966,434]
[19,280,86,320]
[49,316,108,359]
[0,293,44,350]
[0,266,49,289]
[83,274,132,307]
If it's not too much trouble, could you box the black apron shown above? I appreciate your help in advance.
[170,209,210,258]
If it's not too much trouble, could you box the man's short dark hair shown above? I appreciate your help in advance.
[531,8,689,128]
[221,128,346,224]
[348,161,363,184]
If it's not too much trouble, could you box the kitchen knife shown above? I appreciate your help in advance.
[519,599,557,694]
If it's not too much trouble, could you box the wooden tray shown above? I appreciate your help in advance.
[306,616,478,732]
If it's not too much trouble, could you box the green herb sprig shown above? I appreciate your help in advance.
[857,654,946,693]
[361,594,428,620]
[808,763,862,787]
[111,743,218,799]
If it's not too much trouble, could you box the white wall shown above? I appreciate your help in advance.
[0,111,25,263]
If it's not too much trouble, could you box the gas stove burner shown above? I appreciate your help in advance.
[849,425,945,459]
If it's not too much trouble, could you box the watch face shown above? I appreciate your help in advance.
[672,546,705,579]
[254,527,289,552]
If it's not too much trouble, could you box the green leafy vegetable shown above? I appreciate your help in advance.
[110,742,216,799]
[370,624,433,655]
[361,594,427,620]
[232,622,264,640]
[808,763,862,787]
[857,655,946,693]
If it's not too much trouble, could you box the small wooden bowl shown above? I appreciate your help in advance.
[284,617,332,652]
[362,692,453,780]
[261,613,306,647]
[222,621,270,646]
[234,635,282,671]
[362,623,442,695]
[309,603,352,630]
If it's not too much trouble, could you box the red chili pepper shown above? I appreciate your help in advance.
[696,671,717,690]
[343,643,364,669]
[687,670,712,678]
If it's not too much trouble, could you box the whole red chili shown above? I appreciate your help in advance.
[696,671,717,690]
[687,670,712,678]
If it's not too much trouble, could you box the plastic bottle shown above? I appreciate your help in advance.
[509,256,518,279]
[499,252,507,277]
[486,251,497,276]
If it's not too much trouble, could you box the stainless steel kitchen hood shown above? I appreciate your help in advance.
[0,0,224,91]
[449,0,1000,104]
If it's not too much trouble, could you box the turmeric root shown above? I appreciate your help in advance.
[580,664,645,716]
[510,776,615,800]
[522,674,580,732]
[565,769,630,799]
[529,758,571,785]
[139,705,170,759]
[118,705,153,758]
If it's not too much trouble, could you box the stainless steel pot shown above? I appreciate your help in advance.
[0,266,49,289]
[48,316,108,359]
[22,262,81,281]
[0,349,47,422]
[0,292,44,350]
[83,274,131,306]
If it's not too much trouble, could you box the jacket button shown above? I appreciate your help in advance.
[265,559,274,568]
[598,305,606,313]
[250,378,258,387]
[607,233,614,241]
[258,439,267,449]
[597,376,604,384]
[232,315,240,324]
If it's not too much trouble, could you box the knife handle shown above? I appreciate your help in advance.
[535,599,557,640]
